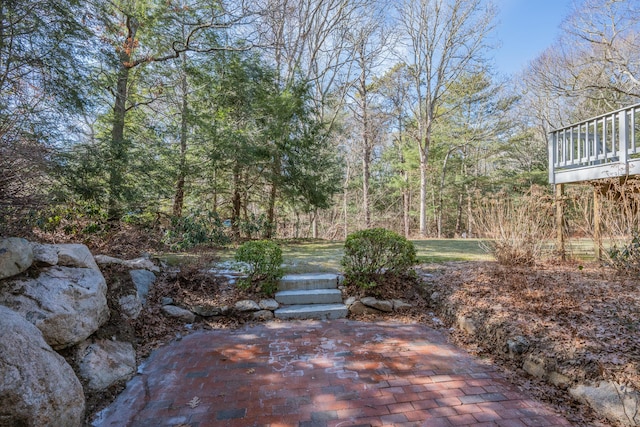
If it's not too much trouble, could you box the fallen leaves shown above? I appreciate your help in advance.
[187,396,200,408]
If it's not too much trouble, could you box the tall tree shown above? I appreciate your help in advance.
[89,0,253,218]
[396,0,496,237]
[0,0,87,219]
[344,10,392,229]
[374,63,413,237]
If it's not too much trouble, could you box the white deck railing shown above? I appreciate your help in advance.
[549,103,640,184]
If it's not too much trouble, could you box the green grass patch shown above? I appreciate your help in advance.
[157,238,606,271]
[413,239,492,263]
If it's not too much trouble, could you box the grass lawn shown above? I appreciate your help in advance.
[160,237,600,273]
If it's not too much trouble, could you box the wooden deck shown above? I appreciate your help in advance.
[549,103,640,185]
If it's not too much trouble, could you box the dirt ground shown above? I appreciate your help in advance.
[82,254,639,427]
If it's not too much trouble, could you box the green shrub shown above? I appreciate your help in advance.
[162,209,230,250]
[607,231,640,276]
[341,228,417,289]
[234,240,284,296]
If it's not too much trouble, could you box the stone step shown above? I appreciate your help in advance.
[278,273,339,291]
[275,289,343,305]
[274,304,348,320]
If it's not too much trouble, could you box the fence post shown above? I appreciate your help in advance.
[549,132,556,185]
[555,184,565,261]
[593,185,602,260]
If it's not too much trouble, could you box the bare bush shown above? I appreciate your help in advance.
[473,187,554,266]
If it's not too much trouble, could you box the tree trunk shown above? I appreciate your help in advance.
[363,146,371,229]
[231,163,241,240]
[265,156,280,239]
[419,144,428,237]
[403,176,410,238]
[108,16,138,220]
[312,209,318,238]
[342,158,351,239]
[109,63,130,219]
[172,54,189,218]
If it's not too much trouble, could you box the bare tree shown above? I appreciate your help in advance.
[525,0,640,128]
[396,0,496,237]
[344,7,394,229]
[255,0,367,236]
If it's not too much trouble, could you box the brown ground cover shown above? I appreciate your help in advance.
[420,261,640,427]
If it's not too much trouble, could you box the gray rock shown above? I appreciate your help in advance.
[456,314,477,335]
[31,242,59,266]
[76,339,136,391]
[548,371,571,388]
[161,305,195,322]
[348,300,379,315]
[523,354,546,379]
[392,299,412,312]
[507,336,529,357]
[259,298,279,310]
[118,294,142,319]
[430,291,441,302]
[235,299,260,312]
[94,255,159,272]
[344,296,357,307]
[569,381,640,426]
[0,237,33,280]
[129,269,156,304]
[125,257,159,272]
[161,297,174,306]
[361,296,393,312]
[56,243,100,271]
[0,266,109,349]
[0,305,84,426]
[253,310,275,320]
[94,254,122,265]
[191,305,221,317]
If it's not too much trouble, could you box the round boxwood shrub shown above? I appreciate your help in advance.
[234,240,284,296]
[341,228,417,289]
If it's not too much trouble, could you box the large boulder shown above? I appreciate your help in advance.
[0,305,84,426]
[0,266,109,349]
[0,237,33,280]
[76,339,137,392]
[569,381,640,426]
[56,243,100,271]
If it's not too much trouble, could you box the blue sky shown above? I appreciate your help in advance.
[492,0,576,76]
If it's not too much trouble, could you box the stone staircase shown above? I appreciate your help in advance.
[274,273,348,320]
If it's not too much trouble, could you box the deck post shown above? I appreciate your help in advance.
[555,184,565,260]
[593,185,602,260]
[618,110,629,175]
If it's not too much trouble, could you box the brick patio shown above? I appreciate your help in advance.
[94,320,573,427]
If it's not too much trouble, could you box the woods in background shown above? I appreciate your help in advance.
[1,0,639,243]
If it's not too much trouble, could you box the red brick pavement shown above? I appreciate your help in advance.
[94,320,573,427]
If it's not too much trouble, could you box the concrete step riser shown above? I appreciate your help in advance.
[274,304,348,320]
[278,274,339,291]
[275,289,342,305]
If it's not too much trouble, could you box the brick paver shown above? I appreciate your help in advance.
[94,320,572,427]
